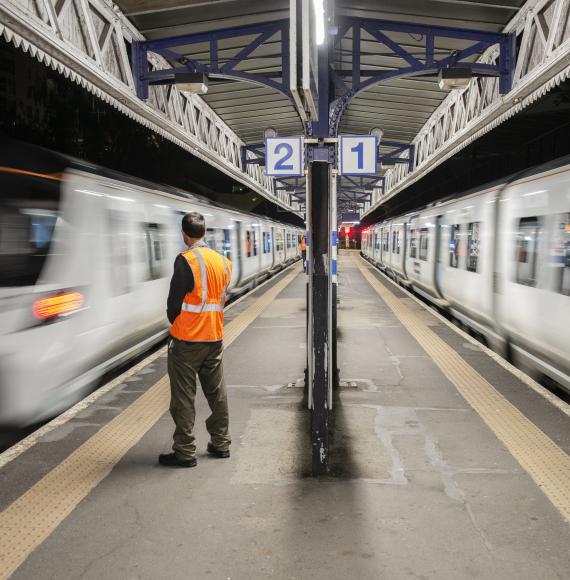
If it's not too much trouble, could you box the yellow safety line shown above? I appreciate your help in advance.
[352,254,570,524]
[0,265,301,580]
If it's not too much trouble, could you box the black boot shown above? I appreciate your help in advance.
[158,453,197,468]
[207,442,230,458]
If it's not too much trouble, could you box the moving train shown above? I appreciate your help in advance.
[0,140,303,426]
[362,155,570,393]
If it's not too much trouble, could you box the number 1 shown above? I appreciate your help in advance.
[351,142,364,169]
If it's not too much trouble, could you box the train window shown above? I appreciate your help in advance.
[286,233,292,249]
[262,231,272,254]
[253,230,258,256]
[466,222,480,273]
[0,204,59,287]
[515,217,542,287]
[205,228,231,261]
[419,228,429,261]
[392,230,401,254]
[409,229,417,258]
[553,213,570,296]
[144,222,167,281]
[383,231,389,252]
[374,234,380,252]
[275,231,284,252]
[246,231,252,257]
[449,224,460,268]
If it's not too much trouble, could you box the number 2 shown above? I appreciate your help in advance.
[351,142,364,169]
[274,143,294,170]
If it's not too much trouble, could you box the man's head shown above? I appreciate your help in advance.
[181,211,206,246]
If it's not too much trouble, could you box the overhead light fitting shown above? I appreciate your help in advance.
[369,127,384,140]
[174,72,208,94]
[264,127,278,138]
[438,67,473,90]
[313,0,326,46]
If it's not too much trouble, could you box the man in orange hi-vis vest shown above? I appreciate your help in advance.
[159,212,232,468]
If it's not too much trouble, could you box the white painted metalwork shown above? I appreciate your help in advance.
[363,0,570,216]
[0,0,298,212]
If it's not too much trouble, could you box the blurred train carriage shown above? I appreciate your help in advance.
[0,140,302,426]
[362,155,570,393]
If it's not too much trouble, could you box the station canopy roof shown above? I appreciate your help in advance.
[116,0,525,207]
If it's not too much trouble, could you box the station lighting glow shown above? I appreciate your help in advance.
[313,0,326,45]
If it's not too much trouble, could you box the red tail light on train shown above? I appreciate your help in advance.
[32,291,84,320]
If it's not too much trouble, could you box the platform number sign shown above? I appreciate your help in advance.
[339,135,378,176]
[265,137,304,177]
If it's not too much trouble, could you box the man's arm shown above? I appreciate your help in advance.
[167,255,194,324]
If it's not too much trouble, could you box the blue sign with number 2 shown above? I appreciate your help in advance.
[265,137,303,176]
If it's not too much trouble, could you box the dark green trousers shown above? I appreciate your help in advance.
[167,338,230,460]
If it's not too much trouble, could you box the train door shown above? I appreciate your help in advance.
[402,221,409,279]
[104,193,140,348]
[271,226,276,269]
[234,220,243,287]
[434,214,445,298]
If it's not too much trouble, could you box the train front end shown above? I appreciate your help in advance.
[0,144,87,426]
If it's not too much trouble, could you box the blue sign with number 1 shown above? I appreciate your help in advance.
[339,135,378,176]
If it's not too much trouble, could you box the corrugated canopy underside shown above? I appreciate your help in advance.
[117,0,524,208]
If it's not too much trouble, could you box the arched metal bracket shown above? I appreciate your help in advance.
[329,16,516,134]
[131,20,292,101]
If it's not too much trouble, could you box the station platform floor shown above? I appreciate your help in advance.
[0,252,569,580]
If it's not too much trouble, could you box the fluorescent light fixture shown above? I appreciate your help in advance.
[174,72,208,94]
[438,67,473,90]
[264,127,278,138]
[313,0,325,46]
[107,194,135,203]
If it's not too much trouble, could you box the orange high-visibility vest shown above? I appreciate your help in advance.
[300,237,306,251]
[170,244,232,342]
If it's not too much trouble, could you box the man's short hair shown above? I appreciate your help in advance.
[181,212,206,238]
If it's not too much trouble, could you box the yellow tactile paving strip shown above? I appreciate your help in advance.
[0,265,300,580]
[353,254,570,524]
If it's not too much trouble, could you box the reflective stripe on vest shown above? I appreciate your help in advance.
[180,247,228,313]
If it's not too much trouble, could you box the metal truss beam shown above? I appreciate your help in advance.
[132,20,291,101]
[380,142,415,172]
[0,0,298,213]
[363,0,570,217]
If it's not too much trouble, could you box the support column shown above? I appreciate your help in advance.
[308,160,332,475]
[331,173,339,393]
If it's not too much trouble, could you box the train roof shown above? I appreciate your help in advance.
[378,153,570,221]
[0,138,302,229]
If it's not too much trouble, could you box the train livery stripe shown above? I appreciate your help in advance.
[0,264,301,580]
[353,253,570,524]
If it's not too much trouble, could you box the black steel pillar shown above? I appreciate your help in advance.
[308,160,331,475]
